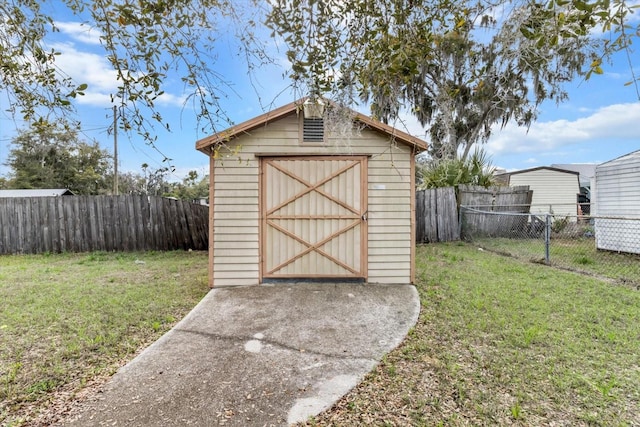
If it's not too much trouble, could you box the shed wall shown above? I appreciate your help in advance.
[509,169,579,217]
[210,113,414,286]
[594,151,640,254]
[594,151,640,216]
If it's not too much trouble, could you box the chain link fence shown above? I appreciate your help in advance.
[460,204,640,287]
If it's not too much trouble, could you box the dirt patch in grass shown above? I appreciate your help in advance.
[0,251,209,426]
[300,243,640,426]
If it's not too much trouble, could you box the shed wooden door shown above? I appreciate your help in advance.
[261,157,367,280]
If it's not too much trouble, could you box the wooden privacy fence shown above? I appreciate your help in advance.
[458,184,533,238]
[0,195,209,254]
[416,185,535,243]
[416,187,459,243]
[458,184,532,210]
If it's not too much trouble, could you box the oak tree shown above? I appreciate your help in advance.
[267,0,639,161]
[2,0,637,163]
[5,122,112,194]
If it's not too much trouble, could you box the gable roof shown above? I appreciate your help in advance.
[0,189,74,197]
[498,166,580,178]
[597,149,640,168]
[196,99,428,154]
[550,163,597,187]
[550,163,597,179]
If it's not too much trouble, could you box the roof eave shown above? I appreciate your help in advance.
[507,166,580,176]
[196,100,301,154]
[352,112,427,152]
[196,99,428,155]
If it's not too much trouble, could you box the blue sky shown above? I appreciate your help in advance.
[1,3,639,181]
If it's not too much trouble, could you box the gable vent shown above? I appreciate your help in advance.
[303,118,324,142]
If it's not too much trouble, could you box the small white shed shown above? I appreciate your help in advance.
[593,149,640,254]
[502,166,580,217]
[196,99,427,287]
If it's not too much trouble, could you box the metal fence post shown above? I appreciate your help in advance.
[456,206,639,286]
[545,213,551,265]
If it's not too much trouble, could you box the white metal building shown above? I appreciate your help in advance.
[593,149,640,254]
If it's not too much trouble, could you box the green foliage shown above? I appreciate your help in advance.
[523,0,638,87]
[418,149,496,189]
[139,163,171,197]
[0,2,79,123]
[551,216,570,233]
[111,166,208,200]
[510,400,523,420]
[267,0,639,161]
[4,122,113,195]
[112,171,147,195]
[164,170,209,201]
[106,165,171,197]
[2,0,637,161]
[0,0,268,155]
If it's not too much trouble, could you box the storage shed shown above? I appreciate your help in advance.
[499,166,580,218]
[593,149,640,254]
[196,99,427,287]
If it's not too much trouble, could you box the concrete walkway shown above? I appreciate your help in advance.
[64,283,420,426]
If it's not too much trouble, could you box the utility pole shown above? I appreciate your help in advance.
[113,105,119,195]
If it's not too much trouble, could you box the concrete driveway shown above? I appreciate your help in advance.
[64,283,420,426]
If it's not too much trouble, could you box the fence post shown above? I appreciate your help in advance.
[545,213,551,265]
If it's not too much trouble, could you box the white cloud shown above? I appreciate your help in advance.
[155,92,189,107]
[48,42,187,109]
[395,101,639,164]
[623,0,640,23]
[55,21,102,45]
[486,102,640,156]
[51,42,118,92]
[75,91,114,106]
[605,71,625,80]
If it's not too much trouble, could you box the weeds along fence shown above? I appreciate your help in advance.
[0,195,209,254]
[460,205,640,286]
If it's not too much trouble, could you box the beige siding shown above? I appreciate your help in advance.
[366,144,412,284]
[509,169,580,217]
[211,158,260,286]
[211,112,414,286]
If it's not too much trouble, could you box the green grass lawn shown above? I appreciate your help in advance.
[0,251,209,426]
[2,246,639,426]
[304,243,640,426]
[470,236,640,286]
